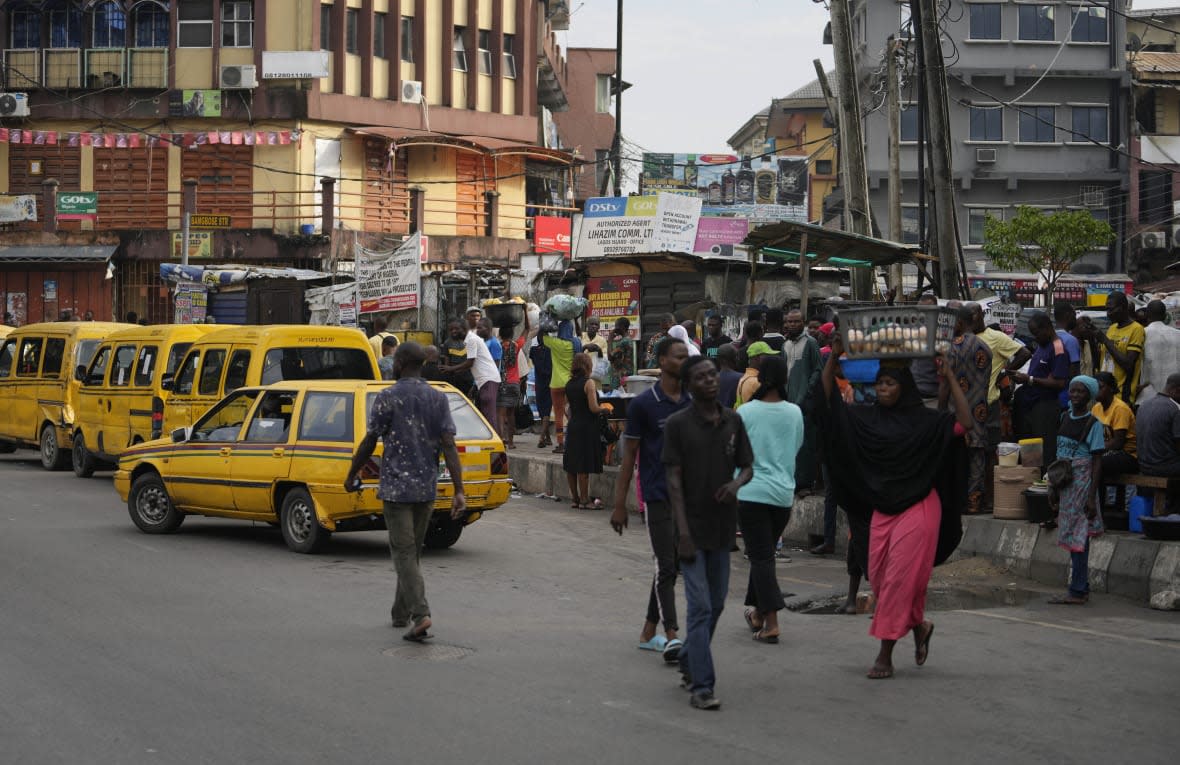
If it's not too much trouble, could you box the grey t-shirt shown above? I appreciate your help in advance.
[1136,395,1180,475]
[910,358,941,398]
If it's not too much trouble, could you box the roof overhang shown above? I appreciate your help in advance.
[348,127,572,164]
[0,244,116,264]
[743,221,929,268]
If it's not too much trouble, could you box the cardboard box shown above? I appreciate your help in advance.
[994,466,1041,519]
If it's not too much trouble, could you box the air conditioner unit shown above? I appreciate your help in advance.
[1140,231,1168,250]
[401,80,423,104]
[975,148,997,164]
[1171,225,1180,249]
[0,92,30,117]
[220,65,257,89]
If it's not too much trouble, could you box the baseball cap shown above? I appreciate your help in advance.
[465,306,482,315]
[746,341,776,358]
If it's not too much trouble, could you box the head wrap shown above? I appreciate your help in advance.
[556,320,582,351]
[875,363,923,409]
[819,322,836,335]
[1070,375,1098,401]
[746,341,775,358]
[668,325,700,356]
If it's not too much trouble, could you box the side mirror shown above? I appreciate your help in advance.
[74,365,87,382]
[170,427,190,443]
[159,377,174,391]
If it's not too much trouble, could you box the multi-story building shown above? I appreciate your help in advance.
[849,0,1127,279]
[1125,5,1180,283]
[552,47,615,204]
[0,0,574,325]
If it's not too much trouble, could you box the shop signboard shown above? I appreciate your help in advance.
[169,90,222,118]
[56,192,97,220]
[651,193,702,253]
[0,194,36,223]
[585,275,640,339]
[172,231,214,259]
[573,195,658,259]
[534,215,572,255]
[693,217,749,258]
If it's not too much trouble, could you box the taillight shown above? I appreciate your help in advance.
[151,396,164,439]
[490,451,508,476]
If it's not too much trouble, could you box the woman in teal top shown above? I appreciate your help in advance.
[736,355,804,643]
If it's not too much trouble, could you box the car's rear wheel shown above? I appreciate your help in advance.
[72,434,95,478]
[280,488,329,554]
[128,472,185,533]
[424,517,464,549]
[40,425,69,471]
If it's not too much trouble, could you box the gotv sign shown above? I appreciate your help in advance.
[56,191,98,220]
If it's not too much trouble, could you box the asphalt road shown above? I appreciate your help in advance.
[1,453,1177,764]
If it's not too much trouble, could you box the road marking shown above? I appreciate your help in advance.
[957,610,1180,650]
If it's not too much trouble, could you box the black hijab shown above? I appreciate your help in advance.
[816,362,965,566]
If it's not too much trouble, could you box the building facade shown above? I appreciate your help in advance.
[552,46,615,204]
[0,0,574,324]
[851,0,1127,278]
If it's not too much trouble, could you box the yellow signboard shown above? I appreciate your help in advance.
[172,231,213,259]
[189,214,232,228]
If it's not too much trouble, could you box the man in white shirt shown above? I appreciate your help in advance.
[1139,300,1180,405]
[468,318,502,427]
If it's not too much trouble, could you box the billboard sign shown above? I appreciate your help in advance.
[534,215,572,255]
[640,151,809,223]
[0,194,36,223]
[56,191,97,220]
[585,275,640,339]
[356,233,422,313]
[693,217,749,258]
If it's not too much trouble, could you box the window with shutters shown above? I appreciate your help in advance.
[181,144,253,228]
[93,147,169,229]
[363,138,410,234]
[455,152,493,236]
[7,144,82,231]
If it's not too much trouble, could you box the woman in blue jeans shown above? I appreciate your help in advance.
[1048,376,1106,605]
[737,356,804,643]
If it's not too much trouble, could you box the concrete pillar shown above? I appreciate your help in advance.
[42,178,59,233]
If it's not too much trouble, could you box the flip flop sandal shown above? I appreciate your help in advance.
[752,631,779,644]
[637,635,668,652]
[743,609,762,633]
[662,638,683,664]
[915,623,934,666]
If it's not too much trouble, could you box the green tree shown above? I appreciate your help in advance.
[982,206,1114,308]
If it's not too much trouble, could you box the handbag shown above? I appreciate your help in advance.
[514,402,535,430]
[598,411,619,446]
[591,357,610,382]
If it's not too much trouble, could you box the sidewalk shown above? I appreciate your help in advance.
[506,441,1180,606]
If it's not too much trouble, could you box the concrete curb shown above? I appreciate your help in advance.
[508,448,1180,604]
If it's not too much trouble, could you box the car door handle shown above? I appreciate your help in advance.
[272,448,285,458]
[106,401,112,412]
[219,447,232,457]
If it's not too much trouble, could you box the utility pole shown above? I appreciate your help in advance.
[829,0,873,300]
[914,0,962,298]
[886,36,903,294]
[610,0,623,197]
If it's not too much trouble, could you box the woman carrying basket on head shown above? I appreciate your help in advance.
[817,328,972,680]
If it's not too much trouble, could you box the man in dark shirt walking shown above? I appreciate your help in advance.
[611,336,690,664]
[700,315,733,359]
[664,356,753,711]
[716,343,742,409]
[345,342,466,642]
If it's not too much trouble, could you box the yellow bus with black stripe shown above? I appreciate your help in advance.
[0,321,134,469]
[114,380,511,553]
[72,324,223,477]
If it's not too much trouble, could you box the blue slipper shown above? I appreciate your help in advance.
[637,635,668,652]
[662,638,683,664]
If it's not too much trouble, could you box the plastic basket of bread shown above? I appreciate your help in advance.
[837,306,956,359]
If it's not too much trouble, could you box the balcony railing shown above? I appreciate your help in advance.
[0,48,167,89]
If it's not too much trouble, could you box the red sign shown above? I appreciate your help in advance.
[534,215,572,255]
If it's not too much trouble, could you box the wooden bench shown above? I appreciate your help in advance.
[1107,474,1179,515]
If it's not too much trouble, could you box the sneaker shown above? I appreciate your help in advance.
[690,691,721,710]
[679,668,693,691]
[662,638,683,664]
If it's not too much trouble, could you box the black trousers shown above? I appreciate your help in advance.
[740,501,791,614]
[644,501,679,632]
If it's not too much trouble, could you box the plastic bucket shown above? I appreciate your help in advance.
[1018,438,1043,468]
[839,357,880,384]
[997,442,1020,467]
[1129,495,1154,533]
[300,223,315,235]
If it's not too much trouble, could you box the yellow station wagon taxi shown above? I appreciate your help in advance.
[113,380,511,553]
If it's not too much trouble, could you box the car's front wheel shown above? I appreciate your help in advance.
[40,425,70,471]
[128,472,185,533]
[280,488,329,554]
[72,434,95,478]
[424,517,464,549]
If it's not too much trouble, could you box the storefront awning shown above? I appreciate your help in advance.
[744,221,929,267]
[0,245,117,263]
[349,127,572,164]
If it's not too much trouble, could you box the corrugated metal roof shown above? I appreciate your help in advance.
[0,245,116,263]
[1131,52,1180,75]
